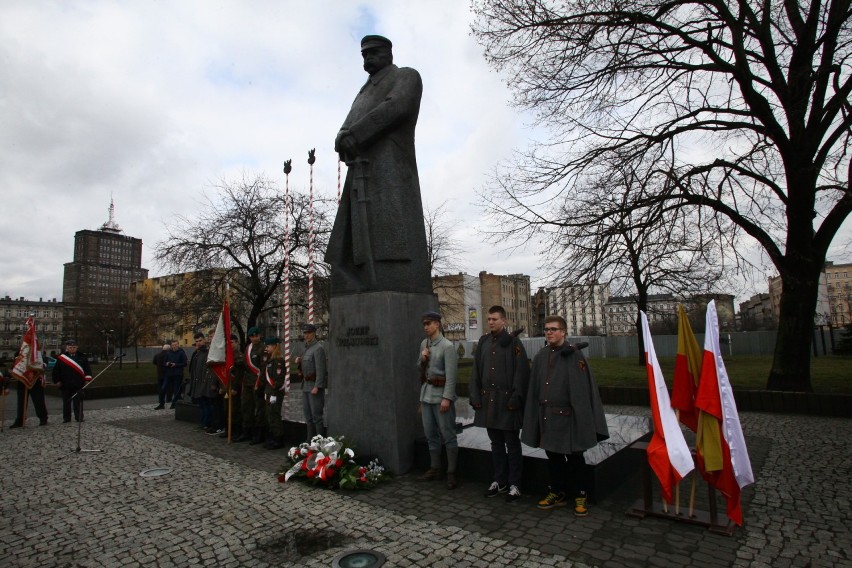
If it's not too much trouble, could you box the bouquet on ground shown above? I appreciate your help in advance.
[280,435,388,489]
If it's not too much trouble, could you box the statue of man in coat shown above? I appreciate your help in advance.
[326,35,432,296]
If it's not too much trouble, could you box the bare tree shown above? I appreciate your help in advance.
[424,200,464,276]
[472,0,852,391]
[486,155,732,362]
[155,173,332,343]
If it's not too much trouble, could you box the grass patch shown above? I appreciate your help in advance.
[67,355,852,394]
[458,355,852,393]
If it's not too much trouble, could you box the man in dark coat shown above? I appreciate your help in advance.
[522,315,609,517]
[159,340,187,410]
[152,343,169,408]
[326,34,431,295]
[52,339,93,423]
[470,306,529,502]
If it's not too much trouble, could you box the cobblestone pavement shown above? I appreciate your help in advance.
[1,399,850,567]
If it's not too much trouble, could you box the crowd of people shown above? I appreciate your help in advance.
[153,324,328,451]
[4,307,608,517]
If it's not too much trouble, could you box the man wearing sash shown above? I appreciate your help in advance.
[236,327,264,443]
[52,339,92,423]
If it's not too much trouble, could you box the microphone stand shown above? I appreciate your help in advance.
[61,353,125,457]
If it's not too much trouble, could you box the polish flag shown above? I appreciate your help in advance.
[641,311,694,504]
[695,300,754,525]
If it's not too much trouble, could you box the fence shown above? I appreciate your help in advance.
[456,329,843,360]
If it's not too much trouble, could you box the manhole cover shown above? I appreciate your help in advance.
[332,549,386,568]
[140,467,173,477]
[255,528,351,564]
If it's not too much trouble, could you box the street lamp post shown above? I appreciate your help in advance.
[102,329,113,361]
[119,312,125,369]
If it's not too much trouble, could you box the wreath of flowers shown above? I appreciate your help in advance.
[279,435,388,489]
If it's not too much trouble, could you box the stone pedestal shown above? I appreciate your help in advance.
[326,291,437,474]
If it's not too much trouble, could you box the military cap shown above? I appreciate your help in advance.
[247,326,262,336]
[302,323,318,333]
[421,311,442,322]
[264,337,281,345]
[361,35,392,51]
[65,338,78,346]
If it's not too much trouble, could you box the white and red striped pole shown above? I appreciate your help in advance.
[282,159,292,387]
[337,159,342,204]
[307,149,316,325]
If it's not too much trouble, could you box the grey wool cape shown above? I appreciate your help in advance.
[469,330,530,431]
[521,343,609,454]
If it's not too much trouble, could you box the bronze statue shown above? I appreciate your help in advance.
[325,35,432,296]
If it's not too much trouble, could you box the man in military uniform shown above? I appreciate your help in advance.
[522,315,609,517]
[52,339,93,423]
[296,323,327,441]
[417,311,460,489]
[262,337,290,449]
[470,306,529,502]
[236,327,264,443]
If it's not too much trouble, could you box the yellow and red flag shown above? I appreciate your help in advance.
[207,299,234,388]
[695,300,754,525]
[641,311,694,504]
[11,316,44,389]
[671,304,702,432]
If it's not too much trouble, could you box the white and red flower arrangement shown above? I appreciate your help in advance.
[279,435,387,489]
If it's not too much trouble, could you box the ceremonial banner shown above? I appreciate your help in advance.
[671,304,702,432]
[11,316,44,389]
[695,300,754,525]
[207,299,234,387]
[641,311,694,504]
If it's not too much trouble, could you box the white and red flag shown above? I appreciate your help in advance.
[11,316,44,389]
[207,298,234,388]
[641,311,694,504]
[695,300,754,525]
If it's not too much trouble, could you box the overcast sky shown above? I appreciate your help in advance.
[2,1,848,307]
[1,0,546,302]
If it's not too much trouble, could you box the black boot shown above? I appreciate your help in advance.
[266,437,285,450]
[234,427,252,443]
[249,427,265,445]
[9,421,22,429]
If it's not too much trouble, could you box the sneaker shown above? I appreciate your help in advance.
[506,485,521,502]
[537,491,567,510]
[209,428,225,436]
[485,482,508,498]
[574,492,588,517]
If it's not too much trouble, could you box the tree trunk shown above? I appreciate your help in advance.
[635,287,648,366]
[767,268,820,392]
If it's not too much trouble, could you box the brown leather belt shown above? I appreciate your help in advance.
[426,376,446,387]
[303,374,316,382]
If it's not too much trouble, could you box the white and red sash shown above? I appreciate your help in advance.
[245,344,260,376]
[59,354,91,381]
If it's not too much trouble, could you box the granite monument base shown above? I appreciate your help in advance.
[325,291,438,475]
[414,413,651,501]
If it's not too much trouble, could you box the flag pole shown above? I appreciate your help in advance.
[307,149,316,324]
[1,382,7,431]
[21,384,30,427]
[282,159,292,418]
[674,409,681,515]
[225,281,233,444]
